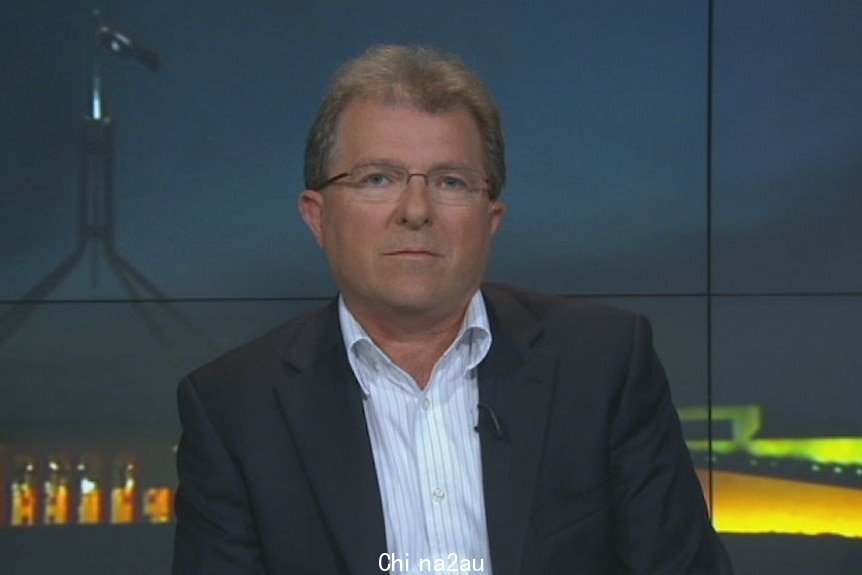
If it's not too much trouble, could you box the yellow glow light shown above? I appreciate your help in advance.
[697,470,862,539]
[680,405,862,465]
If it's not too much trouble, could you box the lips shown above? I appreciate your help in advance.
[384,249,441,257]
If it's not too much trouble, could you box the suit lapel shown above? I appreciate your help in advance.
[273,302,387,574]
[479,288,557,575]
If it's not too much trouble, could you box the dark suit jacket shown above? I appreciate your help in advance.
[173,284,732,574]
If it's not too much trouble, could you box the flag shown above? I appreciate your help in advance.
[98,24,161,72]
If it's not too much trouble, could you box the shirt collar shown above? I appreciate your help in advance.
[338,291,492,396]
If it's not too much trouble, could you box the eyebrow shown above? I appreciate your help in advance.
[351,158,479,171]
[351,158,404,169]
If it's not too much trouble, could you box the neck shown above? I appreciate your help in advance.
[346,299,470,389]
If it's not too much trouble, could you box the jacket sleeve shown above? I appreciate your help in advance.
[172,375,266,575]
[609,314,733,574]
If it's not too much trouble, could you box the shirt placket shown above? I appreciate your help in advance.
[415,361,472,573]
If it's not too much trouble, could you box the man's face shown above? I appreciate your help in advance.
[299,99,506,325]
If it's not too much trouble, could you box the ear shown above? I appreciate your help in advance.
[298,190,326,247]
[488,199,506,236]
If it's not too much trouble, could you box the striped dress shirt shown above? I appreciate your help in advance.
[339,291,493,574]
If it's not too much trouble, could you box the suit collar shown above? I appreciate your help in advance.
[280,298,342,372]
[278,286,544,371]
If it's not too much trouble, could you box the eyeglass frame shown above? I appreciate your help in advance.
[312,162,492,205]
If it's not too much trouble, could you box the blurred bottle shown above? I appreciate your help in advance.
[143,486,174,523]
[140,444,175,523]
[43,456,71,525]
[110,456,138,524]
[10,458,38,527]
[76,456,103,524]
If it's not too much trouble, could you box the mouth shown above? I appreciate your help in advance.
[383,246,443,258]
[385,249,441,257]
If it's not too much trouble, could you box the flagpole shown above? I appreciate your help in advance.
[0,10,217,350]
[91,10,103,120]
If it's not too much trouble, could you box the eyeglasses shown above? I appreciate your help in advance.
[315,163,489,206]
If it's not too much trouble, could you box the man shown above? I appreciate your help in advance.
[173,45,732,574]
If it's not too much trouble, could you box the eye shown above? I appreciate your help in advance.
[435,173,469,190]
[358,172,392,187]
[354,165,401,188]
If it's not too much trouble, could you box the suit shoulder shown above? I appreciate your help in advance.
[483,283,638,328]
[482,283,650,364]
[184,301,333,393]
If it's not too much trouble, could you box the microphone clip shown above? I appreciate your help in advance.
[475,403,506,441]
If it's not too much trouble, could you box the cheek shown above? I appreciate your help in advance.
[448,215,495,257]
[322,205,382,254]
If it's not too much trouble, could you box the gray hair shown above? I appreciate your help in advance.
[304,44,506,200]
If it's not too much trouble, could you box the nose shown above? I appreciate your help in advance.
[405,172,430,187]
[396,173,433,228]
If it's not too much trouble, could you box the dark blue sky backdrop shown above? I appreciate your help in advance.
[3,0,713,299]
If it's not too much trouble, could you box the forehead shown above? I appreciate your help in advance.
[332,99,483,166]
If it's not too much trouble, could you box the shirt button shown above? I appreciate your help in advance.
[432,488,446,502]
[421,398,431,411]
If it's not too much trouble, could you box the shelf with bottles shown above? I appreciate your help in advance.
[1,437,176,528]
